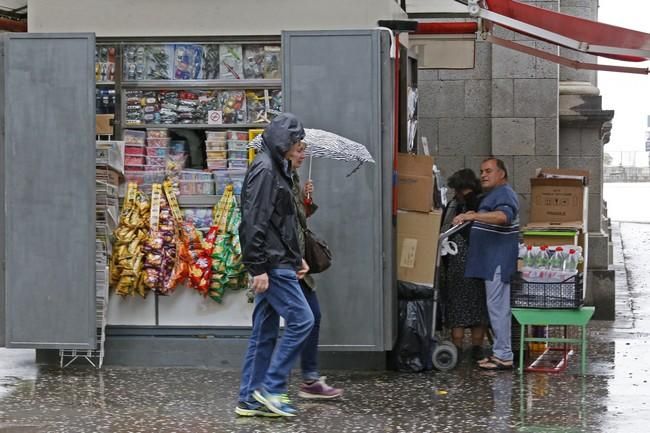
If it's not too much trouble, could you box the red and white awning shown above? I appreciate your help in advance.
[465,0,650,74]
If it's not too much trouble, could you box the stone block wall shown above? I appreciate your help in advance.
[418,0,560,227]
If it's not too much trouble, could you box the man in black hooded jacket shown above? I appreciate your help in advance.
[236,113,314,418]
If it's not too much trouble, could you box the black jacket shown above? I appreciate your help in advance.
[239,113,306,276]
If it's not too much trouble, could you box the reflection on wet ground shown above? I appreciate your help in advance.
[0,222,648,433]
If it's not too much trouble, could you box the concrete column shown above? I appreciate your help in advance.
[559,80,615,320]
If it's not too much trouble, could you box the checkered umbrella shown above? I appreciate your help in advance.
[248,128,375,176]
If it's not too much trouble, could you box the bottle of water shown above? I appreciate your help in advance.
[522,246,534,280]
[565,248,579,274]
[548,247,565,282]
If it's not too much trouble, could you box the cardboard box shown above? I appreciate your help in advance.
[96,114,114,135]
[397,153,434,213]
[530,171,589,225]
[534,167,589,185]
[397,209,442,286]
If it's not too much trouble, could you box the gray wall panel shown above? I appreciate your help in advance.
[283,30,392,351]
[0,41,4,347]
[3,34,96,349]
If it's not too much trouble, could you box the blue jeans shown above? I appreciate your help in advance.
[485,266,513,361]
[238,269,314,401]
[300,286,322,382]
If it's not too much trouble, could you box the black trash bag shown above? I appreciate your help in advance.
[392,281,434,372]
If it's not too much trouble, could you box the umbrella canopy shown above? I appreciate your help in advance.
[249,128,375,166]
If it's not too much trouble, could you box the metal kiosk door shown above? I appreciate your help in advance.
[0,33,96,349]
[282,30,396,354]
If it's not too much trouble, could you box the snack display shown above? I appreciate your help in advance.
[146,45,174,80]
[110,183,151,297]
[125,90,145,125]
[201,44,220,80]
[219,44,244,80]
[219,90,246,124]
[96,88,116,115]
[189,226,219,295]
[214,169,246,196]
[183,208,214,231]
[174,44,204,80]
[141,184,178,295]
[124,44,174,81]
[205,131,228,170]
[123,45,147,81]
[243,45,280,79]
[96,45,117,82]
[209,186,248,302]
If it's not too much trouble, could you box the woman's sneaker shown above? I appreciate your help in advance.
[298,377,343,399]
[253,389,297,417]
[235,401,280,417]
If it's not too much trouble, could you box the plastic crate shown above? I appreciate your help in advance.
[125,155,146,165]
[227,140,248,151]
[227,130,249,141]
[146,147,169,157]
[147,137,170,147]
[179,179,215,195]
[206,150,228,160]
[146,128,169,138]
[228,159,248,169]
[181,169,213,181]
[146,156,166,166]
[208,160,228,170]
[511,272,583,309]
[124,129,146,145]
[125,145,146,155]
[228,149,248,160]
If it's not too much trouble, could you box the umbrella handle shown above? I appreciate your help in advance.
[305,155,313,205]
[308,153,313,180]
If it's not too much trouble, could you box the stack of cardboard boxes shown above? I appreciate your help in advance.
[522,168,589,292]
[396,153,442,287]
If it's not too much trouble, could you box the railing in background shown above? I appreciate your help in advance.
[604,166,650,182]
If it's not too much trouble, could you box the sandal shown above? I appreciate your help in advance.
[476,354,494,365]
[478,356,513,370]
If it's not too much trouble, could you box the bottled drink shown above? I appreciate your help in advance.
[565,248,579,274]
[549,246,564,271]
[536,245,550,281]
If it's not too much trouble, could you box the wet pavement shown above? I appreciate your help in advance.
[1,222,649,432]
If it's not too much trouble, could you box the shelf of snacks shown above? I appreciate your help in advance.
[95,44,118,83]
[122,127,250,201]
[121,43,281,82]
[121,79,281,89]
[122,123,268,130]
[122,88,281,127]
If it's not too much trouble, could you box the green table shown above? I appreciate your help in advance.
[511,306,595,375]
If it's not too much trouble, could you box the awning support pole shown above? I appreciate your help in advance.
[487,35,650,75]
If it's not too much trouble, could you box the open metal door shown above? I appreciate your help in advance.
[282,30,395,351]
[0,33,96,349]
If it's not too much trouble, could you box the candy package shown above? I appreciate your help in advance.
[219,44,244,80]
[142,185,178,295]
[110,183,151,297]
[174,44,203,80]
[218,90,246,124]
[201,44,220,80]
[146,45,174,80]
[95,45,117,82]
[123,45,147,81]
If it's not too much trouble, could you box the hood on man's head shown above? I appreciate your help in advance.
[262,113,306,158]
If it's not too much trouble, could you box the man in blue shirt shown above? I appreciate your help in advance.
[453,157,519,370]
